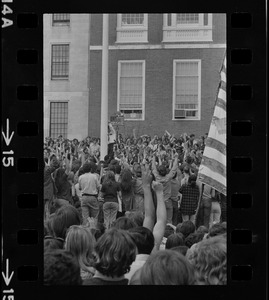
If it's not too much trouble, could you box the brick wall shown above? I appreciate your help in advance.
[89,47,226,139]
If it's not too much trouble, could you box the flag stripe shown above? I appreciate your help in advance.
[220,80,226,92]
[217,89,226,104]
[198,174,226,195]
[205,137,226,155]
[201,156,226,177]
[198,53,226,195]
[214,106,226,119]
[221,71,226,82]
[203,143,226,161]
[198,165,226,186]
[216,97,226,111]
[208,123,226,144]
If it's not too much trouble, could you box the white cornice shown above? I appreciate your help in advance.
[89,43,226,51]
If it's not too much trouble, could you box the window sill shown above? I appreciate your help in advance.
[172,118,201,121]
[51,78,69,81]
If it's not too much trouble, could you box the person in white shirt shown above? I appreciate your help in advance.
[78,162,100,225]
[125,226,155,282]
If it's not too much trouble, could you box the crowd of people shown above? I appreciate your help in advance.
[44,128,227,285]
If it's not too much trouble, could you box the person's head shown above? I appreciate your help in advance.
[183,166,190,175]
[44,250,82,285]
[128,226,154,255]
[188,174,197,188]
[177,220,195,239]
[208,222,227,238]
[125,210,144,227]
[44,236,65,251]
[190,134,195,141]
[184,232,205,248]
[170,245,189,256]
[92,228,137,278]
[139,250,195,285]
[82,162,92,174]
[196,225,209,235]
[103,170,116,185]
[133,163,142,178]
[165,233,185,249]
[186,235,227,285]
[157,165,167,177]
[112,217,137,230]
[65,225,96,271]
[186,155,194,165]
[164,224,175,238]
[107,164,116,174]
[120,168,133,192]
[114,164,122,175]
[50,205,81,240]
[49,157,60,169]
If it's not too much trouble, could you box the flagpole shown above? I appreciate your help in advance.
[100,14,109,161]
[194,183,204,229]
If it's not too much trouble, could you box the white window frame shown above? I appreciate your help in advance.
[116,14,148,43]
[51,14,71,26]
[172,59,201,121]
[50,42,70,80]
[163,13,213,42]
[49,100,69,138]
[117,60,146,121]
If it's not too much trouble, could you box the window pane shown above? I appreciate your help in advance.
[50,102,68,138]
[119,62,144,118]
[122,14,144,25]
[51,44,69,79]
[175,61,199,117]
[52,14,70,25]
[176,14,199,24]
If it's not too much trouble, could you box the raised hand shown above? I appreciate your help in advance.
[152,180,163,194]
[141,163,153,186]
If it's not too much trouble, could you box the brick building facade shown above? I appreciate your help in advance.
[44,13,226,140]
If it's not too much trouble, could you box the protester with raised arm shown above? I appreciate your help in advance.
[151,152,179,224]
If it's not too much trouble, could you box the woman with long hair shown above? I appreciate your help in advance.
[119,168,135,213]
[65,225,96,280]
[101,171,121,229]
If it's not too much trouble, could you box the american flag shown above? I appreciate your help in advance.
[198,54,226,196]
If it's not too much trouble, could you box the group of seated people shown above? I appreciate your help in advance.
[44,131,226,285]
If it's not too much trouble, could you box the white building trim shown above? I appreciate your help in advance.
[90,44,226,51]
[116,13,148,43]
[163,13,213,42]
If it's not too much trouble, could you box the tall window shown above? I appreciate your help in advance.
[52,14,70,26]
[50,102,68,138]
[173,60,201,120]
[121,14,144,25]
[118,61,145,120]
[51,44,69,79]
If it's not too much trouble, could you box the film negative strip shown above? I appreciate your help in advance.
[1,1,267,299]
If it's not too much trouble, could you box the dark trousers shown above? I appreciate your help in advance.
[196,197,212,229]
[172,200,179,226]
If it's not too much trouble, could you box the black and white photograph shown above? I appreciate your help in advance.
[43,13,227,285]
